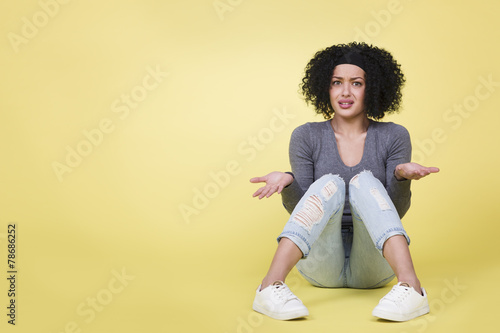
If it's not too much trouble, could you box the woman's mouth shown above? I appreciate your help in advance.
[338,100,354,109]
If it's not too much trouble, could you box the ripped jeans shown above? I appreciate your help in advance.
[278,171,410,289]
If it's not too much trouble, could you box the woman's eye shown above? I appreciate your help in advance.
[353,82,362,87]
[332,81,341,86]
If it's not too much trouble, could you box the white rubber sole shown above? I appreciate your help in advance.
[252,302,309,320]
[372,304,430,322]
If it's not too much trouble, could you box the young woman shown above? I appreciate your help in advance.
[250,42,439,322]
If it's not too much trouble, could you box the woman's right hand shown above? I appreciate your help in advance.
[250,171,294,199]
[394,162,440,181]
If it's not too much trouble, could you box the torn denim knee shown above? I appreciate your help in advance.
[292,195,324,234]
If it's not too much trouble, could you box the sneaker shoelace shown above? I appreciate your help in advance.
[272,282,298,302]
[383,283,412,304]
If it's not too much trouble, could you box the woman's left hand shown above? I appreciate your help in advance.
[250,171,294,199]
[395,163,440,180]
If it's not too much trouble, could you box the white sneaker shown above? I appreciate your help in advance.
[252,281,309,320]
[372,282,430,321]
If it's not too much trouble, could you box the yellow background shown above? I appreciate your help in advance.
[1,0,499,332]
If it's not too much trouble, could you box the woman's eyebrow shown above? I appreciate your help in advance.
[331,76,365,80]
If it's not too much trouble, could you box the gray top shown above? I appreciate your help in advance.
[281,120,412,226]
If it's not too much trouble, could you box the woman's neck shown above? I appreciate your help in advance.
[330,115,370,136]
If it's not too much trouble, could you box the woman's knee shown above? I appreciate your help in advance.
[294,174,345,229]
[349,170,380,189]
[349,170,392,208]
[312,173,346,200]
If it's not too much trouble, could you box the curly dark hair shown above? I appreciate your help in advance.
[300,42,405,120]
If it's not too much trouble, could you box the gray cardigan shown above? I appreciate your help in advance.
[281,120,412,226]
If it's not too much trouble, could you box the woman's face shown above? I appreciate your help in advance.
[329,64,366,120]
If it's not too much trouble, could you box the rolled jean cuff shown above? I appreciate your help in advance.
[375,227,411,254]
[277,231,311,258]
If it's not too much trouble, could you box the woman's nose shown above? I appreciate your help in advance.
[341,84,351,96]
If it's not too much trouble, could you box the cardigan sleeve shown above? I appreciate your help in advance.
[281,124,315,214]
[385,124,412,218]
